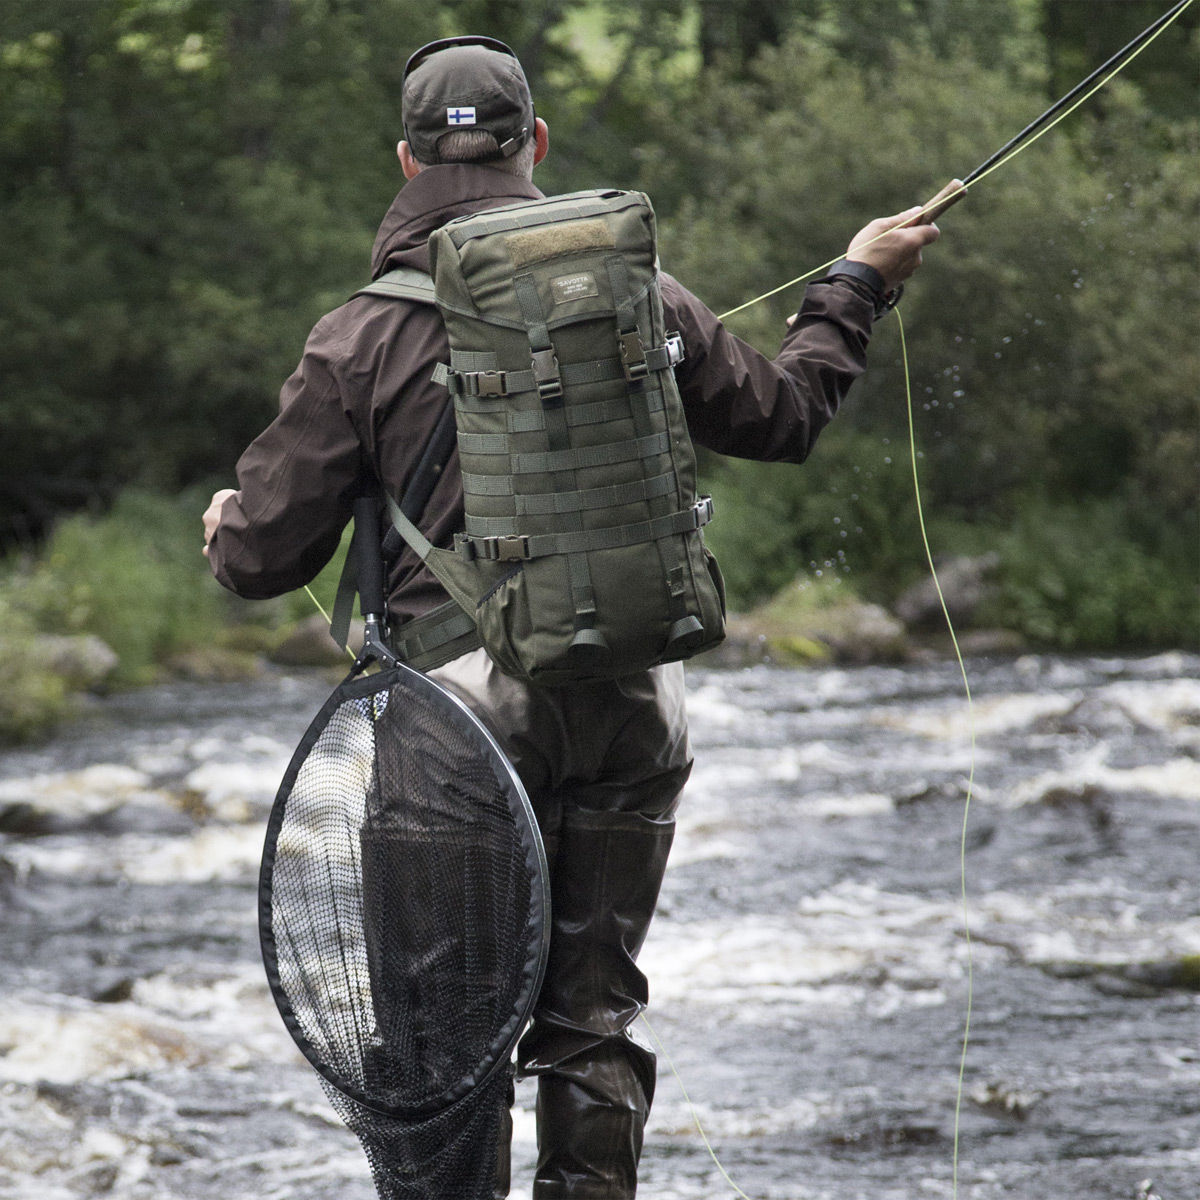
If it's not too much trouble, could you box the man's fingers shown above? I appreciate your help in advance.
[888,206,924,228]
[202,488,237,556]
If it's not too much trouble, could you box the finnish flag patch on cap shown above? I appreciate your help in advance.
[447,106,477,126]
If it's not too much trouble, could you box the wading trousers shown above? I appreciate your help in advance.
[431,650,691,1199]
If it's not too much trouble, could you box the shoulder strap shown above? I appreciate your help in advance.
[328,266,473,664]
[352,266,436,304]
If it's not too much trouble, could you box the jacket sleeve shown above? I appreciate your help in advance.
[661,272,876,464]
[208,313,366,599]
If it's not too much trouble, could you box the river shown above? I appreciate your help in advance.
[1,652,1197,1199]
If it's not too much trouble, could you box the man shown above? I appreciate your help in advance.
[204,35,941,1198]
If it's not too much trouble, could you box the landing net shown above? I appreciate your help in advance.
[260,665,548,1199]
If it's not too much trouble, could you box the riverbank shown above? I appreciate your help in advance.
[2,491,1194,745]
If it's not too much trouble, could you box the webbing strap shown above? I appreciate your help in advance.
[386,495,434,562]
[449,348,500,372]
[459,496,713,562]
[511,431,670,475]
[457,388,666,449]
[463,470,678,533]
[508,386,667,434]
[457,430,512,456]
[604,255,648,379]
[518,468,677,515]
[513,273,562,402]
[566,550,599,643]
[459,471,516,498]
[509,388,665,434]
[444,338,684,400]
[391,602,480,672]
[352,267,437,304]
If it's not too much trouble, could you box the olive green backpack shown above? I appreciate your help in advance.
[364,189,725,686]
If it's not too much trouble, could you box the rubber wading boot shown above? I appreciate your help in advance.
[518,806,675,1199]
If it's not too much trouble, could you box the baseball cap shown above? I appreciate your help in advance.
[402,36,535,164]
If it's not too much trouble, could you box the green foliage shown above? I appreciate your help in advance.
[5,491,225,685]
[702,426,929,611]
[989,497,1197,649]
[0,600,71,744]
[0,0,1194,654]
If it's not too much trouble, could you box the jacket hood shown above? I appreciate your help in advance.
[370,163,544,278]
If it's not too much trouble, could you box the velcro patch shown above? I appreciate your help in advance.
[505,219,615,268]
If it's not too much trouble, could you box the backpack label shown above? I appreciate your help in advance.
[550,271,599,304]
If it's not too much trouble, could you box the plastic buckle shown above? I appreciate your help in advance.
[455,532,478,562]
[619,330,648,380]
[664,332,686,367]
[531,349,562,401]
[693,496,714,527]
[474,370,507,397]
[494,534,531,562]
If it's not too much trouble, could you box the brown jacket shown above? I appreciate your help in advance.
[209,164,877,623]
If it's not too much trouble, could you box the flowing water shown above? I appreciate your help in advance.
[1,653,1197,1199]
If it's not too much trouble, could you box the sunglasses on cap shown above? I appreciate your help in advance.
[402,36,521,83]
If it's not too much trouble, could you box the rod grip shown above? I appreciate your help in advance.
[910,178,967,225]
[353,497,387,619]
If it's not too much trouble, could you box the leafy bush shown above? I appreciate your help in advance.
[701,427,929,611]
[0,600,71,743]
[5,490,225,685]
[989,498,1197,649]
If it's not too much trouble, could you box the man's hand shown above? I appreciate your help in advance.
[845,181,960,292]
[202,488,236,558]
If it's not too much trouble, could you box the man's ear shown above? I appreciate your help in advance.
[398,140,422,180]
[532,118,549,167]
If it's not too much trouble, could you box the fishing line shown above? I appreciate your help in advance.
[305,583,357,663]
[696,5,1189,1192]
[639,1013,756,1200]
[897,310,977,1196]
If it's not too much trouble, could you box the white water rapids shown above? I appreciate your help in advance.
[1,653,1197,1198]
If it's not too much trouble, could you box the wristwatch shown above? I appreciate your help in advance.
[820,258,903,318]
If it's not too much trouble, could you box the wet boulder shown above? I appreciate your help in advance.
[40,635,119,692]
[269,614,362,668]
[893,553,1001,631]
[793,598,909,664]
[717,578,910,666]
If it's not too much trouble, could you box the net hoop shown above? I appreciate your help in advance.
[259,662,549,1119]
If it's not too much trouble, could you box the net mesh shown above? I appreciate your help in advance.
[262,668,543,1200]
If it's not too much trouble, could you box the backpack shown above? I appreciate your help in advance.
[361,188,725,686]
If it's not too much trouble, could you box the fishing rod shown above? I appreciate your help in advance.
[719,0,1195,321]
[962,0,1193,187]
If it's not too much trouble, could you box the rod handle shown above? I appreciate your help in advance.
[909,178,967,226]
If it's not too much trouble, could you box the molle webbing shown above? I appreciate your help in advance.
[461,469,678,525]
[440,338,683,401]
